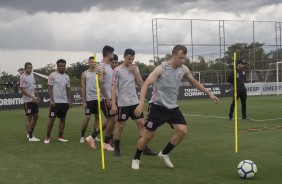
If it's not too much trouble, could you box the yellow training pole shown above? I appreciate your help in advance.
[233,52,238,153]
[94,53,105,169]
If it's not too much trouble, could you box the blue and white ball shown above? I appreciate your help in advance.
[237,160,257,179]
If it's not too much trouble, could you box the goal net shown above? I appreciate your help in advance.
[248,62,282,95]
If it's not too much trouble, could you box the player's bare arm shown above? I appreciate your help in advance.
[48,85,56,107]
[81,72,87,110]
[129,64,143,87]
[111,83,118,113]
[134,65,164,117]
[183,66,219,103]
[20,87,39,104]
[34,88,40,103]
[97,65,111,107]
[67,87,72,108]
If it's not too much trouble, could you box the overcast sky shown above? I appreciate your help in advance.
[0,0,282,75]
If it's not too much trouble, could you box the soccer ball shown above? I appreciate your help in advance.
[237,160,257,179]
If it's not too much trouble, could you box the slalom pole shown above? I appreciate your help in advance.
[233,52,238,153]
[94,53,105,169]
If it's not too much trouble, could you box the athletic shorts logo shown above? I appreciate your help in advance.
[86,109,90,114]
[27,109,31,114]
[50,112,55,117]
[121,114,126,120]
[147,121,154,129]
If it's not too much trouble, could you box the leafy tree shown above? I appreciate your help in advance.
[66,61,88,79]
[33,63,56,76]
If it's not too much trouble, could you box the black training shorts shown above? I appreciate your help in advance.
[49,103,69,119]
[24,102,39,116]
[117,104,144,122]
[144,103,187,131]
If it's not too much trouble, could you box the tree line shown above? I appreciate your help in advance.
[1,42,281,91]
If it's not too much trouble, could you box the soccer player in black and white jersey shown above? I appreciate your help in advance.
[80,56,101,147]
[44,59,72,144]
[110,54,118,70]
[85,46,116,151]
[20,62,40,142]
[132,45,219,169]
[111,49,156,156]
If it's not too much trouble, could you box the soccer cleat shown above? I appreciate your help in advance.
[242,116,248,120]
[27,134,34,139]
[28,136,40,142]
[57,137,68,142]
[158,151,174,168]
[114,148,121,157]
[143,147,157,155]
[104,143,114,151]
[44,137,50,144]
[80,137,85,143]
[131,159,140,170]
[86,135,96,150]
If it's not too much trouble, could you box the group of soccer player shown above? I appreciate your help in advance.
[20,45,219,169]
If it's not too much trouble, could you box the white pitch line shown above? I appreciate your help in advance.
[183,114,282,122]
[183,114,228,119]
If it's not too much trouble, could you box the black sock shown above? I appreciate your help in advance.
[28,131,33,138]
[81,129,86,137]
[134,148,143,160]
[114,139,120,150]
[91,129,99,139]
[58,132,63,137]
[31,128,34,135]
[104,136,111,144]
[162,142,175,155]
[47,132,51,137]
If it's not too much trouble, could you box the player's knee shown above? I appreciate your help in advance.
[117,123,125,130]
[147,133,154,139]
[85,116,91,122]
[177,127,187,137]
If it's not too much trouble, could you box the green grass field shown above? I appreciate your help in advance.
[0,96,282,184]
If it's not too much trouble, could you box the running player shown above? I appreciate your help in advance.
[80,56,101,145]
[85,46,116,151]
[131,45,219,169]
[111,48,156,156]
[44,59,72,144]
[19,62,40,142]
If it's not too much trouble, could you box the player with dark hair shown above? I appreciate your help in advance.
[44,59,72,144]
[110,54,118,70]
[79,56,101,145]
[20,62,40,142]
[111,48,156,157]
[228,59,248,120]
[131,45,219,169]
[85,46,116,151]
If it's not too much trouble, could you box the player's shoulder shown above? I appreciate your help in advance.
[181,64,190,72]
[20,72,26,78]
[114,65,123,72]
[49,71,57,76]
[64,73,70,78]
